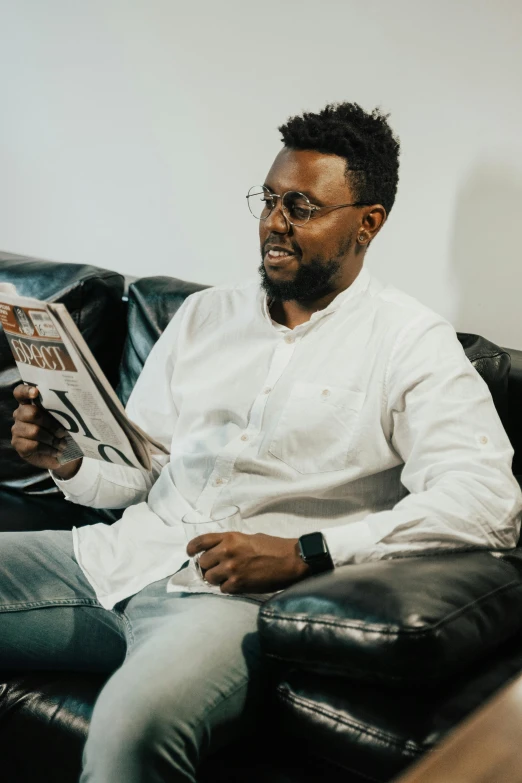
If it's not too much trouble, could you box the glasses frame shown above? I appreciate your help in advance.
[246,185,371,227]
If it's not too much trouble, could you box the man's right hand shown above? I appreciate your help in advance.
[11,384,82,480]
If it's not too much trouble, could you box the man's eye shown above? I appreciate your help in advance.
[262,198,276,209]
[290,206,311,220]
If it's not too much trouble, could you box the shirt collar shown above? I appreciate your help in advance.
[260,266,371,328]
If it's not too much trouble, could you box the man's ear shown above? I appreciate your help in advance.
[357,205,387,245]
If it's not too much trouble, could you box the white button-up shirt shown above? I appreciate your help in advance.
[54,267,522,610]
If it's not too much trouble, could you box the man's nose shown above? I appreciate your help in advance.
[263,200,291,234]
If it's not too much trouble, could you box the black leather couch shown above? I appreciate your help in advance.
[1,251,522,783]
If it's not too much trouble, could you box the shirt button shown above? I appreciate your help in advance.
[479,435,488,445]
[214,477,224,486]
[240,434,249,442]
[284,335,294,344]
[321,389,330,397]
[263,387,271,394]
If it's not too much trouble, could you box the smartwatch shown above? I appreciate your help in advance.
[298,532,334,575]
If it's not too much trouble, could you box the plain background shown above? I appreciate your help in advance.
[1,0,521,347]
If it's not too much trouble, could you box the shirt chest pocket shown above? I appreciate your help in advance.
[268,383,365,474]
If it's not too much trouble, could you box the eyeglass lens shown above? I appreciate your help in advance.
[247,186,313,226]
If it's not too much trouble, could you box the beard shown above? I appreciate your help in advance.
[258,257,342,302]
[258,231,356,302]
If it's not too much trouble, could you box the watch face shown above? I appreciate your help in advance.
[300,532,327,560]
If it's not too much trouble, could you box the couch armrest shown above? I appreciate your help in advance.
[258,551,522,687]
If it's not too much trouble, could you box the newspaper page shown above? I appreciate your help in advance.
[0,284,152,471]
[46,302,169,467]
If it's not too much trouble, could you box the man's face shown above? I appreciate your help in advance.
[258,148,363,302]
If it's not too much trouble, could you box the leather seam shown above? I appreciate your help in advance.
[260,579,522,636]
[277,685,423,756]
[468,350,508,362]
[265,651,405,682]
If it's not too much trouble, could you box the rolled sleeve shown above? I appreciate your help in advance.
[50,457,152,509]
[322,520,377,567]
[51,458,101,503]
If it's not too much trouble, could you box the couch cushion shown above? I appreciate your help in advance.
[258,551,522,687]
[0,670,351,783]
[116,276,209,406]
[0,252,125,491]
[0,671,104,783]
[272,626,522,783]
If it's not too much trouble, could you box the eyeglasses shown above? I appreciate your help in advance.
[246,185,370,227]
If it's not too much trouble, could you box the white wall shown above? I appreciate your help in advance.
[1,0,521,346]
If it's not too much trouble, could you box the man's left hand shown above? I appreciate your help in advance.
[186,532,310,594]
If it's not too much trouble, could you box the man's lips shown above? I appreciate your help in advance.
[264,245,299,263]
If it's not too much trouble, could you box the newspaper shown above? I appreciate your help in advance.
[0,283,168,471]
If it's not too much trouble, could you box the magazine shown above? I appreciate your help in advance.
[0,283,168,471]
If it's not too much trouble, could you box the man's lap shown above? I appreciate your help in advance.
[0,529,263,688]
[0,529,95,607]
[0,529,126,669]
[0,529,267,777]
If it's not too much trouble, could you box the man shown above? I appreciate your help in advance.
[8,102,522,782]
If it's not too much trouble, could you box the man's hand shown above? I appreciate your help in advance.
[186,531,310,594]
[11,384,82,480]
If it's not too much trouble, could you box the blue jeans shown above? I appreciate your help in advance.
[0,530,265,782]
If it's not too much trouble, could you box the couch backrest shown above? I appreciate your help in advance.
[116,276,209,406]
[0,252,125,491]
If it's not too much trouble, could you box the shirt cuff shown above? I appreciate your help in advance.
[322,520,377,567]
[50,458,100,500]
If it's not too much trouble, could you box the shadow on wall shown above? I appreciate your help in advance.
[449,160,522,349]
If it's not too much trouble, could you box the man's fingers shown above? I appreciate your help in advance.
[12,420,66,450]
[197,547,222,572]
[186,533,224,557]
[14,403,66,433]
[12,437,60,460]
[13,383,39,403]
[13,400,67,438]
[203,563,229,588]
[203,561,242,593]
[10,388,69,471]
[219,575,241,594]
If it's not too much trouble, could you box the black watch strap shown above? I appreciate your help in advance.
[298,532,334,574]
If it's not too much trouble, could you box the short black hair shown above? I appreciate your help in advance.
[279,102,400,216]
